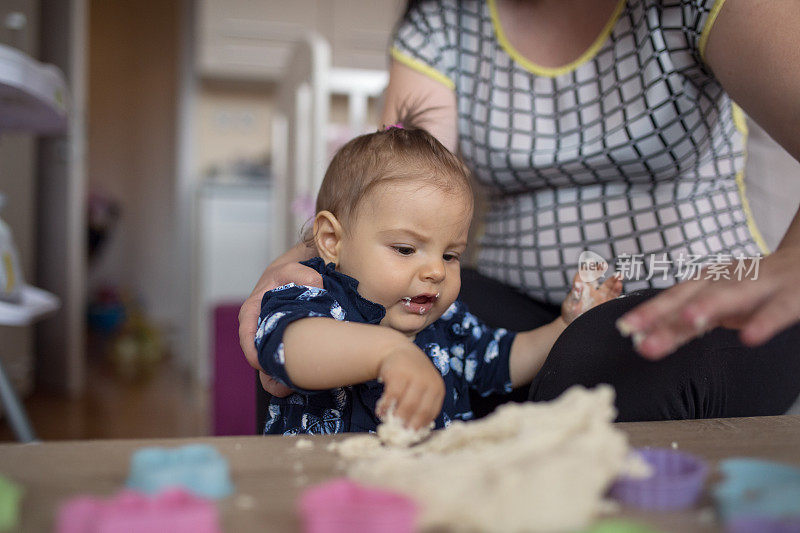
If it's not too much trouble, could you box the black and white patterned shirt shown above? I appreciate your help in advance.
[393,0,767,304]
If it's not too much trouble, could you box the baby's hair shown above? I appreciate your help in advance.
[304,104,473,246]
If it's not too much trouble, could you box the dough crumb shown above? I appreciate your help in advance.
[295,438,314,450]
[631,331,646,349]
[615,318,636,337]
[377,408,434,447]
[335,385,644,532]
[671,441,679,449]
[234,494,256,510]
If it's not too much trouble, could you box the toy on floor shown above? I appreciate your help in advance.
[56,488,220,533]
[126,444,234,499]
[298,478,417,533]
[0,474,22,531]
[714,458,800,533]
[610,448,708,510]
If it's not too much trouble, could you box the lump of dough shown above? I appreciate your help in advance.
[334,385,646,533]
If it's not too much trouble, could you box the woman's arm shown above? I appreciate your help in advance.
[620,0,800,358]
[705,0,800,160]
[381,59,459,152]
[239,242,320,396]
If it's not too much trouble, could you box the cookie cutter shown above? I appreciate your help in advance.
[126,444,234,499]
[56,488,220,533]
[298,478,417,533]
[714,458,800,528]
[609,448,708,510]
[0,474,22,531]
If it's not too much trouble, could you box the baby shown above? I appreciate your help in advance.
[255,119,621,435]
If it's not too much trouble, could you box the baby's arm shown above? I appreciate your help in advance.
[282,319,445,429]
[255,284,444,430]
[509,274,622,387]
[508,318,568,387]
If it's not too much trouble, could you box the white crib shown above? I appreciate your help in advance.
[270,33,388,254]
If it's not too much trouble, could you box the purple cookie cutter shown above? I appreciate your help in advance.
[610,448,709,511]
[298,478,417,533]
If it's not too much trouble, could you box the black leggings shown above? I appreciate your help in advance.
[459,268,800,422]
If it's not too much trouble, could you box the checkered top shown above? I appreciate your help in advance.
[393,0,767,304]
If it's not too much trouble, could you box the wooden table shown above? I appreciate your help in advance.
[1,415,798,532]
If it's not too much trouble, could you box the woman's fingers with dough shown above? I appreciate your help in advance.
[618,251,797,359]
[616,277,706,338]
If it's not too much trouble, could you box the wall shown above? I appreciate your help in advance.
[87,0,180,336]
[195,80,275,178]
[195,83,383,178]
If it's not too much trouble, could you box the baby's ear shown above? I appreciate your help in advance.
[313,211,343,264]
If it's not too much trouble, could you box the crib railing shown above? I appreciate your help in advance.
[271,33,388,253]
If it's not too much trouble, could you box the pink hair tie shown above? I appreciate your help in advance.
[386,122,403,130]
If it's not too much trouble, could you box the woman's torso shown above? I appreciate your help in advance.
[394,0,767,304]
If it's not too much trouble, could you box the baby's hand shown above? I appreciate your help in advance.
[561,272,623,324]
[375,344,445,430]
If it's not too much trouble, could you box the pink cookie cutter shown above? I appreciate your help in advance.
[298,478,417,533]
[57,488,220,533]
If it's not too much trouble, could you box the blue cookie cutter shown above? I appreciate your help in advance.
[126,444,234,499]
[713,458,800,522]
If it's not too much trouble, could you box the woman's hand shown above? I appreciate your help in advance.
[616,246,800,360]
[561,272,623,325]
[375,344,446,431]
[239,258,323,397]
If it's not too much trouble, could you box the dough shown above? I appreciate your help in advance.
[332,385,649,532]
[376,409,434,447]
[294,438,314,450]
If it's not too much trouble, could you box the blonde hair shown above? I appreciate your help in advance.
[307,114,472,244]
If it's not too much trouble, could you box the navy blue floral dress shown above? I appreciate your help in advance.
[255,257,516,435]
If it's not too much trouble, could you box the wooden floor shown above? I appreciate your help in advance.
[0,352,209,442]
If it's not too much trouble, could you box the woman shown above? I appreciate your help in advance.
[241,0,800,421]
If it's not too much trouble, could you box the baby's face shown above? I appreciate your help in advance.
[337,180,472,338]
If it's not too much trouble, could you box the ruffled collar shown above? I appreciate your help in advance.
[301,257,386,324]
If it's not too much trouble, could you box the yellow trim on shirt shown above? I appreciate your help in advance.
[698,0,727,63]
[390,47,456,91]
[731,103,771,255]
[488,0,626,78]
